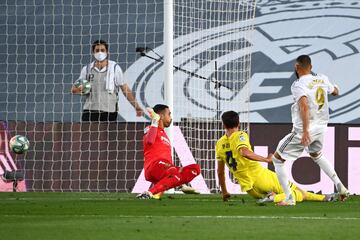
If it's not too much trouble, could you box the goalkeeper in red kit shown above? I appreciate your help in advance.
[136,104,201,199]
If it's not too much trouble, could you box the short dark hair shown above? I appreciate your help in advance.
[296,55,311,68]
[92,40,109,52]
[221,111,239,129]
[153,104,169,114]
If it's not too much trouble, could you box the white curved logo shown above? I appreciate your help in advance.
[123,0,360,123]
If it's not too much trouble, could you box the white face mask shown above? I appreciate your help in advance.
[94,52,107,61]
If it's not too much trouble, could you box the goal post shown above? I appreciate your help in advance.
[164,0,174,159]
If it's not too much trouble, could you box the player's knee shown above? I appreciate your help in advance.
[183,164,201,176]
[294,188,305,202]
[180,164,200,183]
[166,166,180,176]
[247,188,264,199]
[310,151,322,161]
[191,164,201,176]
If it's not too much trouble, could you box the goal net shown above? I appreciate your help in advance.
[173,0,256,191]
[0,0,256,192]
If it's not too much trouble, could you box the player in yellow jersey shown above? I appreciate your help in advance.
[216,111,337,204]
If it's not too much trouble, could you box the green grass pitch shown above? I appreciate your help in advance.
[1,192,359,240]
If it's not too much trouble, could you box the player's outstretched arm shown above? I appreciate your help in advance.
[217,161,230,201]
[144,108,160,145]
[239,147,272,163]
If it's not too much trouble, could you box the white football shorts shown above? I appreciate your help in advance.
[276,131,324,161]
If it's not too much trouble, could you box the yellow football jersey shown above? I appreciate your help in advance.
[215,131,263,192]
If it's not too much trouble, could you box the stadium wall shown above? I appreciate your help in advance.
[3,121,359,194]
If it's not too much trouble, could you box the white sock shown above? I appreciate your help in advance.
[312,155,342,190]
[272,155,292,200]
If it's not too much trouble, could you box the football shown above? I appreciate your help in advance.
[9,135,30,154]
[74,79,91,95]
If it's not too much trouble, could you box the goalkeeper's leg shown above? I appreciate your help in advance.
[178,164,201,194]
[148,166,182,195]
[148,164,200,195]
[179,164,200,185]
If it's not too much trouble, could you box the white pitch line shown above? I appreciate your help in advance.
[2,215,359,221]
[116,215,360,221]
[108,215,360,221]
[1,197,221,202]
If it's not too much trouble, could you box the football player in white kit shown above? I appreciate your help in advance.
[272,55,350,206]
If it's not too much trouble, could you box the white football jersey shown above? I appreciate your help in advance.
[291,73,335,134]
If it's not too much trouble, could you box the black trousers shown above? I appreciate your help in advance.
[81,110,118,122]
